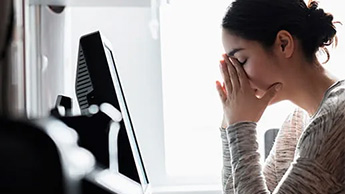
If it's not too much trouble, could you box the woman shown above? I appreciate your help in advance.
[216,0,345,193]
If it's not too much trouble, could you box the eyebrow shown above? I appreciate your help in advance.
[227,48,244,57]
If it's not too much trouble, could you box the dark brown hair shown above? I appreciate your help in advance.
[222,0,338,63]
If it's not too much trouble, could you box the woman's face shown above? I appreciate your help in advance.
[221,29,284,103]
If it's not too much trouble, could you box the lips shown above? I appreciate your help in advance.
[249,82,265,98]
[251,88,259,97]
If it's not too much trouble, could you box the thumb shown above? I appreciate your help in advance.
[261,83,282,105]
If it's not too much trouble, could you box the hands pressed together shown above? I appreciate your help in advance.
[216,54,282,128]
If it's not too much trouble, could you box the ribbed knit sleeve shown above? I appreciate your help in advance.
[221,108,307,193]
[220,128,234,193]
[222,83,345,193]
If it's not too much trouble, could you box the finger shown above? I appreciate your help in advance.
[261,83,282,105]
[220,60,233,94]
[223,54,240,91]
[222,82,226,92]
[216,81,227,102]
[230,57,250,88]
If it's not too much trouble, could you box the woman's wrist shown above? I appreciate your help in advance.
[221,114,228,129]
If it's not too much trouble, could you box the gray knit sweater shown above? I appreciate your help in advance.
[221,80,345,193]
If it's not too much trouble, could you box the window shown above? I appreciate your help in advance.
[160,1,230,187]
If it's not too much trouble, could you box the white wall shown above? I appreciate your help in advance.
[40,6,68,116]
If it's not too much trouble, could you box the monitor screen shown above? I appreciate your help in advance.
[75,31,150,193]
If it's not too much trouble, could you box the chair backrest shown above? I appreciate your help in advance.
[264,128,279,159]
[0,117,65,194]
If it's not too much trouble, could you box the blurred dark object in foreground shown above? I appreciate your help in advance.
[0,118,64,194]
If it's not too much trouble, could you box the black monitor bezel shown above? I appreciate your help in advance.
[76,31,150,193]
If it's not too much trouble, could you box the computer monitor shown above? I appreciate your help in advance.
[75,31,150,193]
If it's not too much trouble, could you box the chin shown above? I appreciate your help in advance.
[254,88,283,105]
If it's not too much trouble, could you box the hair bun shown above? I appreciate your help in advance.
[306,1,336,48]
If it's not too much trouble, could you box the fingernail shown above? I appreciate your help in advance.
[275,84,282,91]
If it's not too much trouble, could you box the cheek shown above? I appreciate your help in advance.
[243,63,271,90]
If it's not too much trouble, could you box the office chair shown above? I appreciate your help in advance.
[264,128,279,159]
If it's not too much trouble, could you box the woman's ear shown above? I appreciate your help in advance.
[275,30,294,58]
